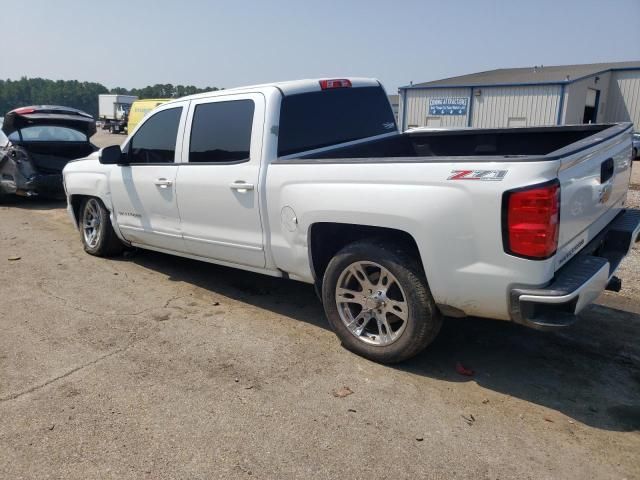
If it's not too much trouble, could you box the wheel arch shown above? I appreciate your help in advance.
[64,167,113,223]
[69,194,85,226]
[68,193,128,245]
[308,222,424,289]
[69,193,113,226]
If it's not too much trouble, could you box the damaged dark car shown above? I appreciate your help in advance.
[0,106,97,199]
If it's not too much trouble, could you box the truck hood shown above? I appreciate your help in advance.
[2,106,96,138]
[62,150,102,177]
[64,150,102,167]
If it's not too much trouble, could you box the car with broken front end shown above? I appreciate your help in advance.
[62,77,640,364]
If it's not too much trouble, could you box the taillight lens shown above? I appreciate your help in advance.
[503,180,560,259]
[319,79,352,89]
[13,107,36,115]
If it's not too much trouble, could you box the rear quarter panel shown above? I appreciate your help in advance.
[266,158,561,320]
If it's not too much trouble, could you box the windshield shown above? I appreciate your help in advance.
[8,126,87,142]
[278,86,397,157]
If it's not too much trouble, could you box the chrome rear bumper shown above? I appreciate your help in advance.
[510,209,640,328]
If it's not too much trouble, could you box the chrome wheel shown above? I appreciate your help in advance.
[82,198,102,248]
[335,261,409,346]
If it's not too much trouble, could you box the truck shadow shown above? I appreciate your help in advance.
[0,197,66,210]
[128,249,640,432]
[404,305,640,433]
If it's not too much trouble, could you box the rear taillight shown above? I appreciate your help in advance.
[319,79,352,89]
[503,180,560,259]
[13,107,36,115]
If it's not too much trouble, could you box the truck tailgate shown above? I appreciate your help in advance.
[555,124,634,270]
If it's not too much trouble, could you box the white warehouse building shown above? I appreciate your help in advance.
[398,61,640,132]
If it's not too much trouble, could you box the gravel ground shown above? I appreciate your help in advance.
[0,134,639,479]
[92,129,126,149]
[601,187,640,314]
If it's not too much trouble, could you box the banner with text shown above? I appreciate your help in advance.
[428,97,469,116]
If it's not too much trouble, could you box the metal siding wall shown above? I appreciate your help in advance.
[471,85,561,127]
[403,88,470,129]
[562,73,611,124]
[398,91,404,130]
[605,71,640,129]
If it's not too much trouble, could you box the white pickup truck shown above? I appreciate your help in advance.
[63,78,640,363]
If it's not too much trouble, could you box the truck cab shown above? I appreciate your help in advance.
[98,94,137,134]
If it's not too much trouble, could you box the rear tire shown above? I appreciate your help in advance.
[634,147,638,160]
[322,240,442,364]
[79,197,124,257]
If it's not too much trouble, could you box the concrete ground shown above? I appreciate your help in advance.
[0,132,639,479]
[92,128,127,149]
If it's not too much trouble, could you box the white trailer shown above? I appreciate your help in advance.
[98,94,138,134]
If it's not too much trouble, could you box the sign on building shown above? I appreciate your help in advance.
[429,97,469,116]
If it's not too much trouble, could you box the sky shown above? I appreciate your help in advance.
[1,0,639,93]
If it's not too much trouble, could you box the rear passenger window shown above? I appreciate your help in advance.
[128,107,182,164]
[189,100,254,163]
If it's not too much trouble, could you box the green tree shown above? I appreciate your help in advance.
[1,77,221,118]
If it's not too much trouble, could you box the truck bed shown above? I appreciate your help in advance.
[295,123,621,161]
[268,119,633,321]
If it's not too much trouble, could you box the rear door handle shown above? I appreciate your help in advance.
[154,178,173,188]
[230,181,254,192]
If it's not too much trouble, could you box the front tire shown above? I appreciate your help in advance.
[79,197,124,257]
[322,240,442,364]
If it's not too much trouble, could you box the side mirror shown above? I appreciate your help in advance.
[99,145,126,165]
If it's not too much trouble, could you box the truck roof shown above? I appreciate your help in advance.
[165,78,382,104]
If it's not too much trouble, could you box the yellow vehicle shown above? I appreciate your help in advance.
[127,99,170,134]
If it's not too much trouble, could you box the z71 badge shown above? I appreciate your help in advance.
[447,170,508,181]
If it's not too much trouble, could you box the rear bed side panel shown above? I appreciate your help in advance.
[554,125,634,270]
[265,159,561,321]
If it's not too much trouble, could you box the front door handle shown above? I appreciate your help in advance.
[154,178,173,188]
[230,181,254,192]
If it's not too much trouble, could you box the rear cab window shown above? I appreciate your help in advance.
[278,86,396,157]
